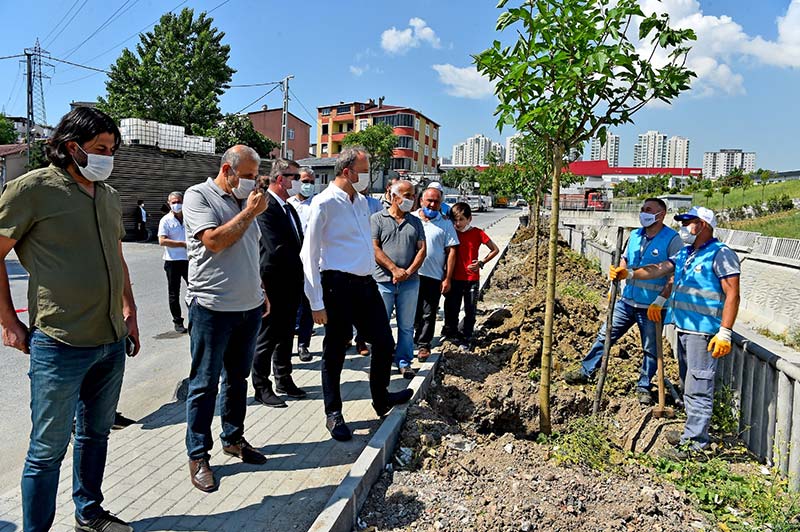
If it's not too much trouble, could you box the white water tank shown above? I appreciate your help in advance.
[119,118,158,146]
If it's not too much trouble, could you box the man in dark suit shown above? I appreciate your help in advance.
[252,159,307,407]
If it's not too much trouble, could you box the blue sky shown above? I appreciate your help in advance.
[1,0,799,170]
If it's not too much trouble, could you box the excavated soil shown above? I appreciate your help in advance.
[356,226,713,532]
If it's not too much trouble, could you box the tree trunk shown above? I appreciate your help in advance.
[540,147,563,435]
[532,188,541,286]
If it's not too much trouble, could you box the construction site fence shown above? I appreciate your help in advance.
[559,224,800,490]
[715,227,800,261]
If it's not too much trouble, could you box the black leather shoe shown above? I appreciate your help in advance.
[174,322,188,334]
[189,458,217,492]
[298,346,312,362]
[254,389,287,408]
[373,388,414,417]
[223,437,267,465]
[276,380,307,398]
[75,510,133,532]
[112,412,135,430]
[326,412,352,441]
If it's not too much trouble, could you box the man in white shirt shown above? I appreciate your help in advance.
[288,167,316,361]
[300,146,413,441]
[158,191,189,333]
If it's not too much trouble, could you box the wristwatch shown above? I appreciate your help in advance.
[478,260,485,269]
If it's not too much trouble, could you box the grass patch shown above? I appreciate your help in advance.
[728,209,800,238]
[755,325,800,351]
[558,280,601,306]
[551,416,622,472]
[692,180,800,212]
[652,457,800,531]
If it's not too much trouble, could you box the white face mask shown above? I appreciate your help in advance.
[639,211,660,228]
[232,177,255,199]
[170,203,182,213]
[74,145,114,182]
[457,224,472,233]
[679,225,697,245]
[300,182,315,197]
[397,197,414,212]
[287,179,303,197]
[353,172,371,192]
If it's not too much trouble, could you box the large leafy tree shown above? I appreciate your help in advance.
[342,123,398,184]
[207,114,279,158]
[98,8,234,135]
[475,0,696,433]
[0,114,17,144]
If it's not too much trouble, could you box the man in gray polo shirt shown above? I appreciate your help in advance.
[182,145,269,493]
[371,180,426,378]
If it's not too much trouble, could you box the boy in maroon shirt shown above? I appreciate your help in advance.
[443,202,499,351]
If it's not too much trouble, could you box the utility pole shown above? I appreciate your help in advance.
[25,51,33,165]
[23,40,52,166]
[280,75,294,159]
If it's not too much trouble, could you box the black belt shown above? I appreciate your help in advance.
[321,270,373,284]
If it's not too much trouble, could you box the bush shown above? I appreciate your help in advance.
[766,194,794,214]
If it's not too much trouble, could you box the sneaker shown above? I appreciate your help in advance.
[399,366,416,379]
[174,322,187,334]
[275,379,307,398]
[298,346,312,362]
[326,412,352,441]
[75,510,133,532]
[356,340,370,356]
[112,412,135,430]
[664,430,683,446]
[373,388,414,417]
[563,369,590,385]
[637,390,654,405]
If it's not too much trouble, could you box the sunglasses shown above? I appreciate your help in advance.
[281,173,301,178]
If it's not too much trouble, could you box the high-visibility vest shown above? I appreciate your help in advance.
[666,239,727,334]
[622,226,678,306]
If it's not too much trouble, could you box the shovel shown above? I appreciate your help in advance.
[652,321,675,419]
[592,226,625,415]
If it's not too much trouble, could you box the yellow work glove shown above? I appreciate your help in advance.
[707,327,732,358]
[647,295,667,322]
[609,265,633,281]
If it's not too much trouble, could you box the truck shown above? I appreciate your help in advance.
[543,190,610,210]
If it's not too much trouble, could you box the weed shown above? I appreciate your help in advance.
[652,457,800,531]
[551,416,621,472]
[558,281,601,306]
[712,385,739,437]
[528,368,541,382]
[755,326,800,351]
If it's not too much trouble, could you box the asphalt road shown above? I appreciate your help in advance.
[0,207,515,491]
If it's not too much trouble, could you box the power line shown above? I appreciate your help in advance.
[289,87,317,125]
[208,0,232,14]
[41,0,81,45]
[229,81,281,88]
[0,54,26,61]
[61,0,141,60]
[43,0,90,49]
[235,84,280,114]
[49,56,109,73]
[3,62,23,113]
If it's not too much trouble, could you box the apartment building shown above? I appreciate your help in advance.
[702,149,756,179]
[589,133,620,167]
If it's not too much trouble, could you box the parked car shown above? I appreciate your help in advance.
[511,198,528,208]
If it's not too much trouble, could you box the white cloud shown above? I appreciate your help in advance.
[381,18,441,55]
[349,65,368,77]
[634,0,800,98]
[432,64,494,99]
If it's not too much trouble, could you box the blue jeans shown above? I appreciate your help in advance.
[676,332,717,449]
[185,301,262,460]
[22,329,126,532]
[579,300,658,392]
[377,278,420,369]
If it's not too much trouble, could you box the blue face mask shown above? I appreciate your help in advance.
[422,207,439,219]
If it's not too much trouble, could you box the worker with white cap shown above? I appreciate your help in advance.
[610,206,741,457]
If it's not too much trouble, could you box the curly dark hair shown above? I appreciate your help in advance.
[46,107,121,169]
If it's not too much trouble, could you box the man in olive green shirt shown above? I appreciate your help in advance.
[0,107,138,532]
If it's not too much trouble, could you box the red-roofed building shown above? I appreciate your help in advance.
[567,160,702,194]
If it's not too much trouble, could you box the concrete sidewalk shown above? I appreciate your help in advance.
[0,212,520,532]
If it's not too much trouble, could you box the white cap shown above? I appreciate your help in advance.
[674,206,717,229]
[426,181,444,192]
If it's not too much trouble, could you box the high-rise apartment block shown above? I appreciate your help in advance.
[589,133,620,167]
[452,134,505,166]
[666,136,690,168]
[702,149,756,179]
[633,130,667,167]
[505,132,523,164]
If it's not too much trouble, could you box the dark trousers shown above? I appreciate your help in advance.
[135,221,147,241]
[320,270,394,415]
[443,279,480,343]
[414,275,443,350]
[185,301,261,460]
[296,294,314,348]
[164,260,188,324]
[252,277,302,393]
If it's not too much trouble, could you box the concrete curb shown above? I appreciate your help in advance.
[308,213,519,532]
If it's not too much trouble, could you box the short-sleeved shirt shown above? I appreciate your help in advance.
[183,177,264,312]
[370,209,425,283]
[0,165,127,346]
[157,213,188,261]
[454,227,491,281]
[412,210,460,280]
